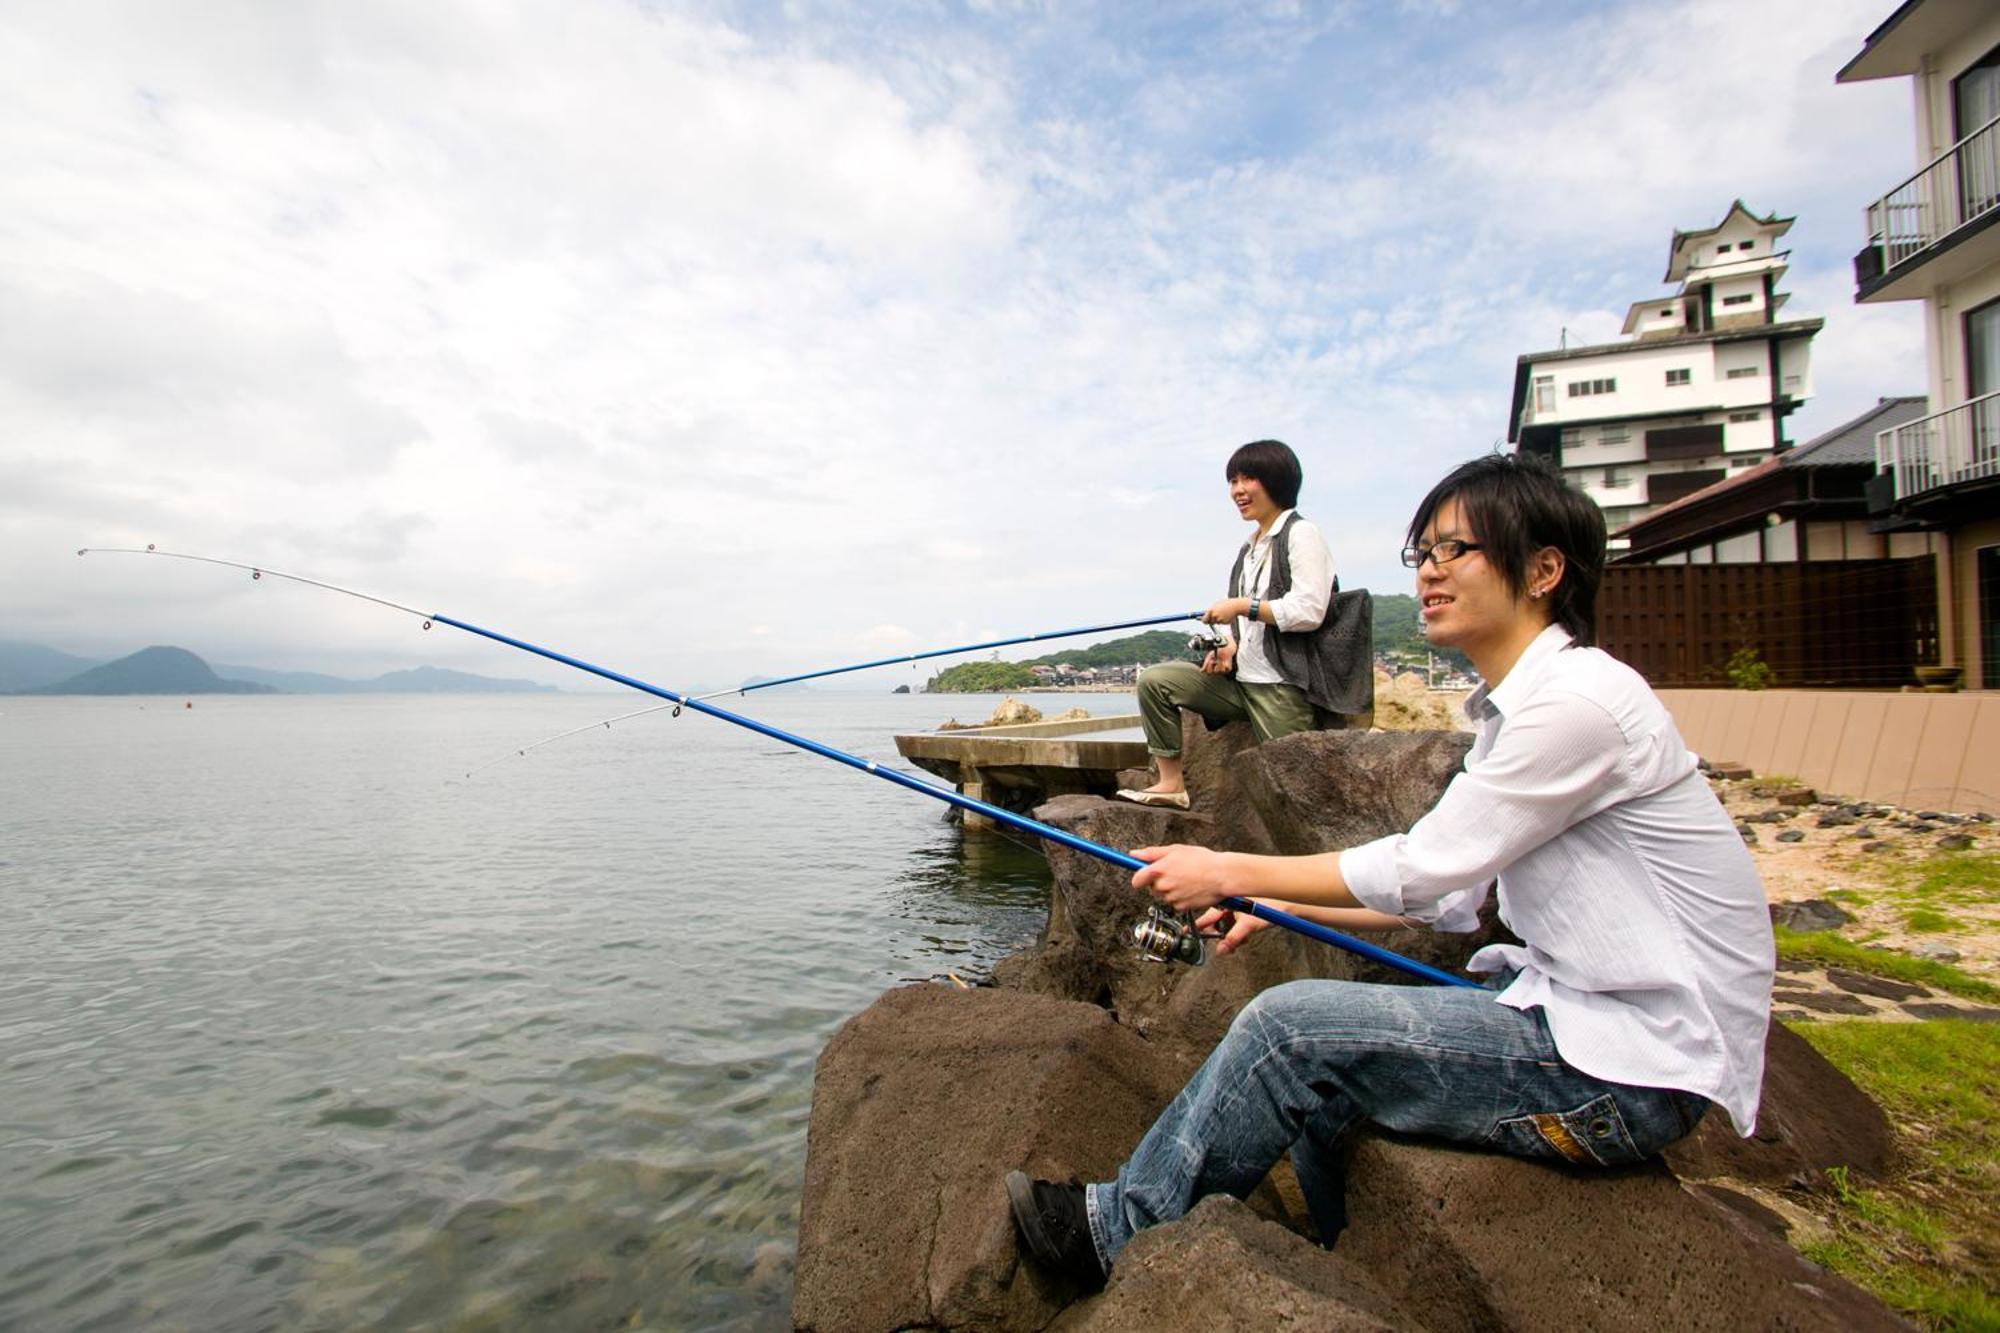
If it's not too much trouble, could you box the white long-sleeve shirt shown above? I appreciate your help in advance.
[1233,511,1334,686]
[1339,625,1774,1135]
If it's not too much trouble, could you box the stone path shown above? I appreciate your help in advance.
[1769,958,2000,1025]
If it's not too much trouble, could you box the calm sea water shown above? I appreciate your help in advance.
[0,689,1133,1331]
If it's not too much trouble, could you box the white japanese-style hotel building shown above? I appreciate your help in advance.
[1506,203,1823,537]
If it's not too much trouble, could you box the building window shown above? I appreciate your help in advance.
[1738,241,1755,251]
[1560,427,1583,446]
[1603,468,1628,488]
[1567,377,1616,397]
[1728,410,1761,422]
[1665,368,1691,386]
[1725,366,1760,379]
[1721,293,1754,307]
[1954,47,2000,225]
[1599,427,1630,445]
[1658,308,1673,317]
[1533,374,1554,413]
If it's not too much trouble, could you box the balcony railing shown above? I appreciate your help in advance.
[1876,390,2000,503]
[1857,112,2000,281]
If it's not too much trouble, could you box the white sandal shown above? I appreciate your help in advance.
[1114,788,1191,810]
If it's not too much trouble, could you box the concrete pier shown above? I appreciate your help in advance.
[893,713,1150,828]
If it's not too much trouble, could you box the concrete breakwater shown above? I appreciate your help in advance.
[790,719,1907,1331]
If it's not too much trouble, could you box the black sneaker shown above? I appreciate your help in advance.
[1005,1170,1105,1288]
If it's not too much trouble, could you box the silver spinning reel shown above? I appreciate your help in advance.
[1132,904,1207,966]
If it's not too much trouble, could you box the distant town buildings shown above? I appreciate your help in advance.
[1508,203,1824,539]
[1839,0,2000,689]
[1027,662,1142,687]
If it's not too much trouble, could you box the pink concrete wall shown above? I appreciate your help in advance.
[1655,689,2000,816]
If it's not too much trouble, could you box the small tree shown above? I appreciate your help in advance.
[1724,646,1774,691]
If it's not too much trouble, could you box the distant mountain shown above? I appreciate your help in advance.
[0,640,106,692]
[24,646,278,695]
[212,663,366,692]
[739,674,811,692]
[4,638,560,694]
[1019,630,1191,669]
[358,666,554,694]
[213,662,555,693]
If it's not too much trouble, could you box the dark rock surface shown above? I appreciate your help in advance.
[1781,989,1876,1016]
[1902,1002,2000,1023]
[1826,967,1929,1001]
[1663,1021,1889,1185]
[1050,1196,1411,1331]
[791,986,1191,1332]
[1336,1136,1906,1331]
[1770,898,1850,933]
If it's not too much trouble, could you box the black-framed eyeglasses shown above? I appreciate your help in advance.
[1400,539,1483,569]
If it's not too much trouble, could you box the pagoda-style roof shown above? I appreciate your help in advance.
[1665,200,1794,281]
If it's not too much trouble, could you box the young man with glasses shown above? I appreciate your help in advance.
[1009,452,1774,1288]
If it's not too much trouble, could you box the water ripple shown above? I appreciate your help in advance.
[0,691,1106,1329]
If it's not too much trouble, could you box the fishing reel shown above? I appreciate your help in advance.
[1132,904,1207,967]
[1187,626,1228,663]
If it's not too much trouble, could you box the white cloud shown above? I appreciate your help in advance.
[0,0,1935,687]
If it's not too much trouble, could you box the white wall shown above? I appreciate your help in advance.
[1529,331,1813,427]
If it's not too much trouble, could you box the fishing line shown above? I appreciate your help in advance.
[79,544,1475,988]
[462,610,1208,779]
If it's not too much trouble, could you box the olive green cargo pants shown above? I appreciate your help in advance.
[1136,661,1316,756]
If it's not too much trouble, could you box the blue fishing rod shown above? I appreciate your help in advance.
[463,609,1215,778]
[79,545,1474,989]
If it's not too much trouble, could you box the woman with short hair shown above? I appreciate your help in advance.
[1117,439,1343,811]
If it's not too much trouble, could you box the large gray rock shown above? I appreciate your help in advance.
[792,985,1187,1332]
[1234,727,1474,856]
[1664,1020,1891,1186]
[1337,1134,1907,1331]
[1051,1196,1413,1331]
[1231,728,1518,986]
[996,794,1354,1058]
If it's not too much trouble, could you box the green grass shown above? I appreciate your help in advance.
[1906,909,1964,934]
[1798,1021,2000,1183]
[1773,926,2000,1003]
[1789,1021,2000,1330]
[1886,851,2000,909]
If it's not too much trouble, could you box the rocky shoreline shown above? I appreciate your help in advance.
[790,721,1914,1331]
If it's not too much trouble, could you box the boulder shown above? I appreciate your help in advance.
[1176,716,1264,845]
[1770,898,1850,933]
[1336,1134,1906,1331]
[1664,1021,1890,1185]
[995,794,1343,1057]
[792,985,1189,1332]
[1233,728,1475,857]
[1051,1196,1414,1331]
[1231,729,1516,987]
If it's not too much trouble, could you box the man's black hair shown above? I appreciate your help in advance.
[1406,452,1606,645]
[1225,439,1303,510]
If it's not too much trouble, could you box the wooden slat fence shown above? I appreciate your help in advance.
[1598,558,1937,688]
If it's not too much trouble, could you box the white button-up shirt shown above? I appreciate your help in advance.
[1340,625,1774,1135]
[1233,512,1334,686]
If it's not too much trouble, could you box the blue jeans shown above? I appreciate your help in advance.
[1086,977,1708,1268]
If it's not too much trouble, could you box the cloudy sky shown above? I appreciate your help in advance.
[2,0,1923,689]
